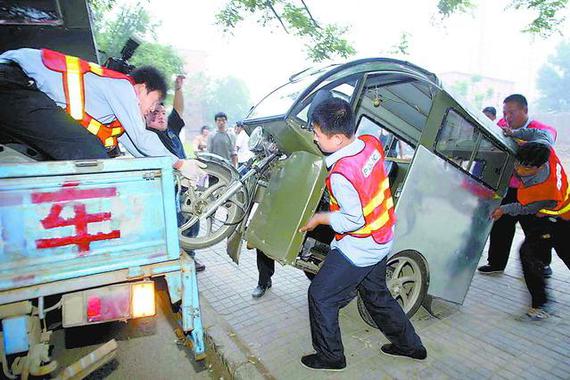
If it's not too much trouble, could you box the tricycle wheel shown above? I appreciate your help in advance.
[357,250,428,328]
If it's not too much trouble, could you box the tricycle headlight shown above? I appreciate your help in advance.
[248,126,264,151]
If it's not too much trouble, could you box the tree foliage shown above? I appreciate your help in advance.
[388,32,411,56]
[510,0,568,37]
[216,0,355,62]
[537,40,570,112]
[437,0,568,37]
[218,0,568,62]
[437,0,474,18]
[89,2,184,84]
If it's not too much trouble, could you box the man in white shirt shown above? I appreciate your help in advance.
[235,121,254,166]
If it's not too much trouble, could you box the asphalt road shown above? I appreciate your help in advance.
[49,282,212,380]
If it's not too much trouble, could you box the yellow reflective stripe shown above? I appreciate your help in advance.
[539,186,570,215]
[352,197,393,235]
[385,196,394,212]
[362,178,390,216]
[65,56,84,120]
[330,194,338,205]
[88,62,104,76]
[353,210,391,235]
[104,137,115,147]
[86,119,101,135]
[111,127,122,136]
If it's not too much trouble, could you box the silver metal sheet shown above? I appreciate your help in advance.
[391,146,502,304]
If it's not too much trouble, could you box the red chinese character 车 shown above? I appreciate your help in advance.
[32,182,121,254]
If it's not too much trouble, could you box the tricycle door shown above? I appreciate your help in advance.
[390,124,508,304]
[245,151,327,264]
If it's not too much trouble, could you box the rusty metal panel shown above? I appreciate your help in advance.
[0,157,179,292]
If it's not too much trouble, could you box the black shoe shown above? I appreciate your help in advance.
[544,265,553,278]
[194,258,206,272]
[300,353,346,371]
[477,264,504,275]
[252,280,271,298]
[380,344,427,361]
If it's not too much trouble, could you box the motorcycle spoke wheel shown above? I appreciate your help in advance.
[178,159,248,251]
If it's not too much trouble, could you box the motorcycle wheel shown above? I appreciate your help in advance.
[178,157,248,251]
[357,250,428,327]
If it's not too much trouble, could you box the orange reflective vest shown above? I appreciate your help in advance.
[518,147,570,220]
[325,135,396,244]
[40,49,132,149]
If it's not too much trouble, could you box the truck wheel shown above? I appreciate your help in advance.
[178,156,247,251]
[357,250,429,328]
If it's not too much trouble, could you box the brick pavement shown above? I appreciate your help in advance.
[196,229,570,380]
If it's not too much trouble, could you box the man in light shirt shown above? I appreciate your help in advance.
[299,97,426,371]
[235,121,254,167]
[0,47,205,183]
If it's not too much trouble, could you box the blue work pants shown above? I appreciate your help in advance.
[308,249,423,363]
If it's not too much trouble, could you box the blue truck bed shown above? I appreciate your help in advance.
[0,157,180,295]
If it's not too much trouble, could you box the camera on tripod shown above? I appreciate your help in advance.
[103,36,141,74]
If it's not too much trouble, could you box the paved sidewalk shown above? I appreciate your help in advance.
[196,229,570,379]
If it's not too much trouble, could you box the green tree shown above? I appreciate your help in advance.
[436,0,568,37]
[388,32,411,56]
[89,2,184,84]
[218,1,568,63]
[216,0,355,62]
[537,40,570,112]
[130,43,184,84]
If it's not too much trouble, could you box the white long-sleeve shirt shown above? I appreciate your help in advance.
[0,48,177,160]
[325,138,393,267]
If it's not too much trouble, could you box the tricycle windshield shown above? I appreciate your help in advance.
[248,68,329,120]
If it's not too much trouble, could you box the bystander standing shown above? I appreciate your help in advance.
[207,112,237,166]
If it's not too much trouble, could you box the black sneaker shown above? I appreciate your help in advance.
[252,280,271,298]
[300,353,346,371]
[544,265,553,278]
[380,344,427,361]
[477,265,504,275]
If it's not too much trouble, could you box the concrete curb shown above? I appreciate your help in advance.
[200,296,269,380]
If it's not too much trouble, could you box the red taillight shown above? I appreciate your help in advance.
[86,296,102,320]
[85,287,130,323]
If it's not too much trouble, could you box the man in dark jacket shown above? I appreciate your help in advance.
[146,75,205,272]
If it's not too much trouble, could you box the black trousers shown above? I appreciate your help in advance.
[520,217,570,308]
[0,63,108,160]
[256,249,275,287]
[486,187,551,269]
[308,249,423,363]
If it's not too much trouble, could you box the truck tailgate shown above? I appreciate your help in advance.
[0,157,179,292]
